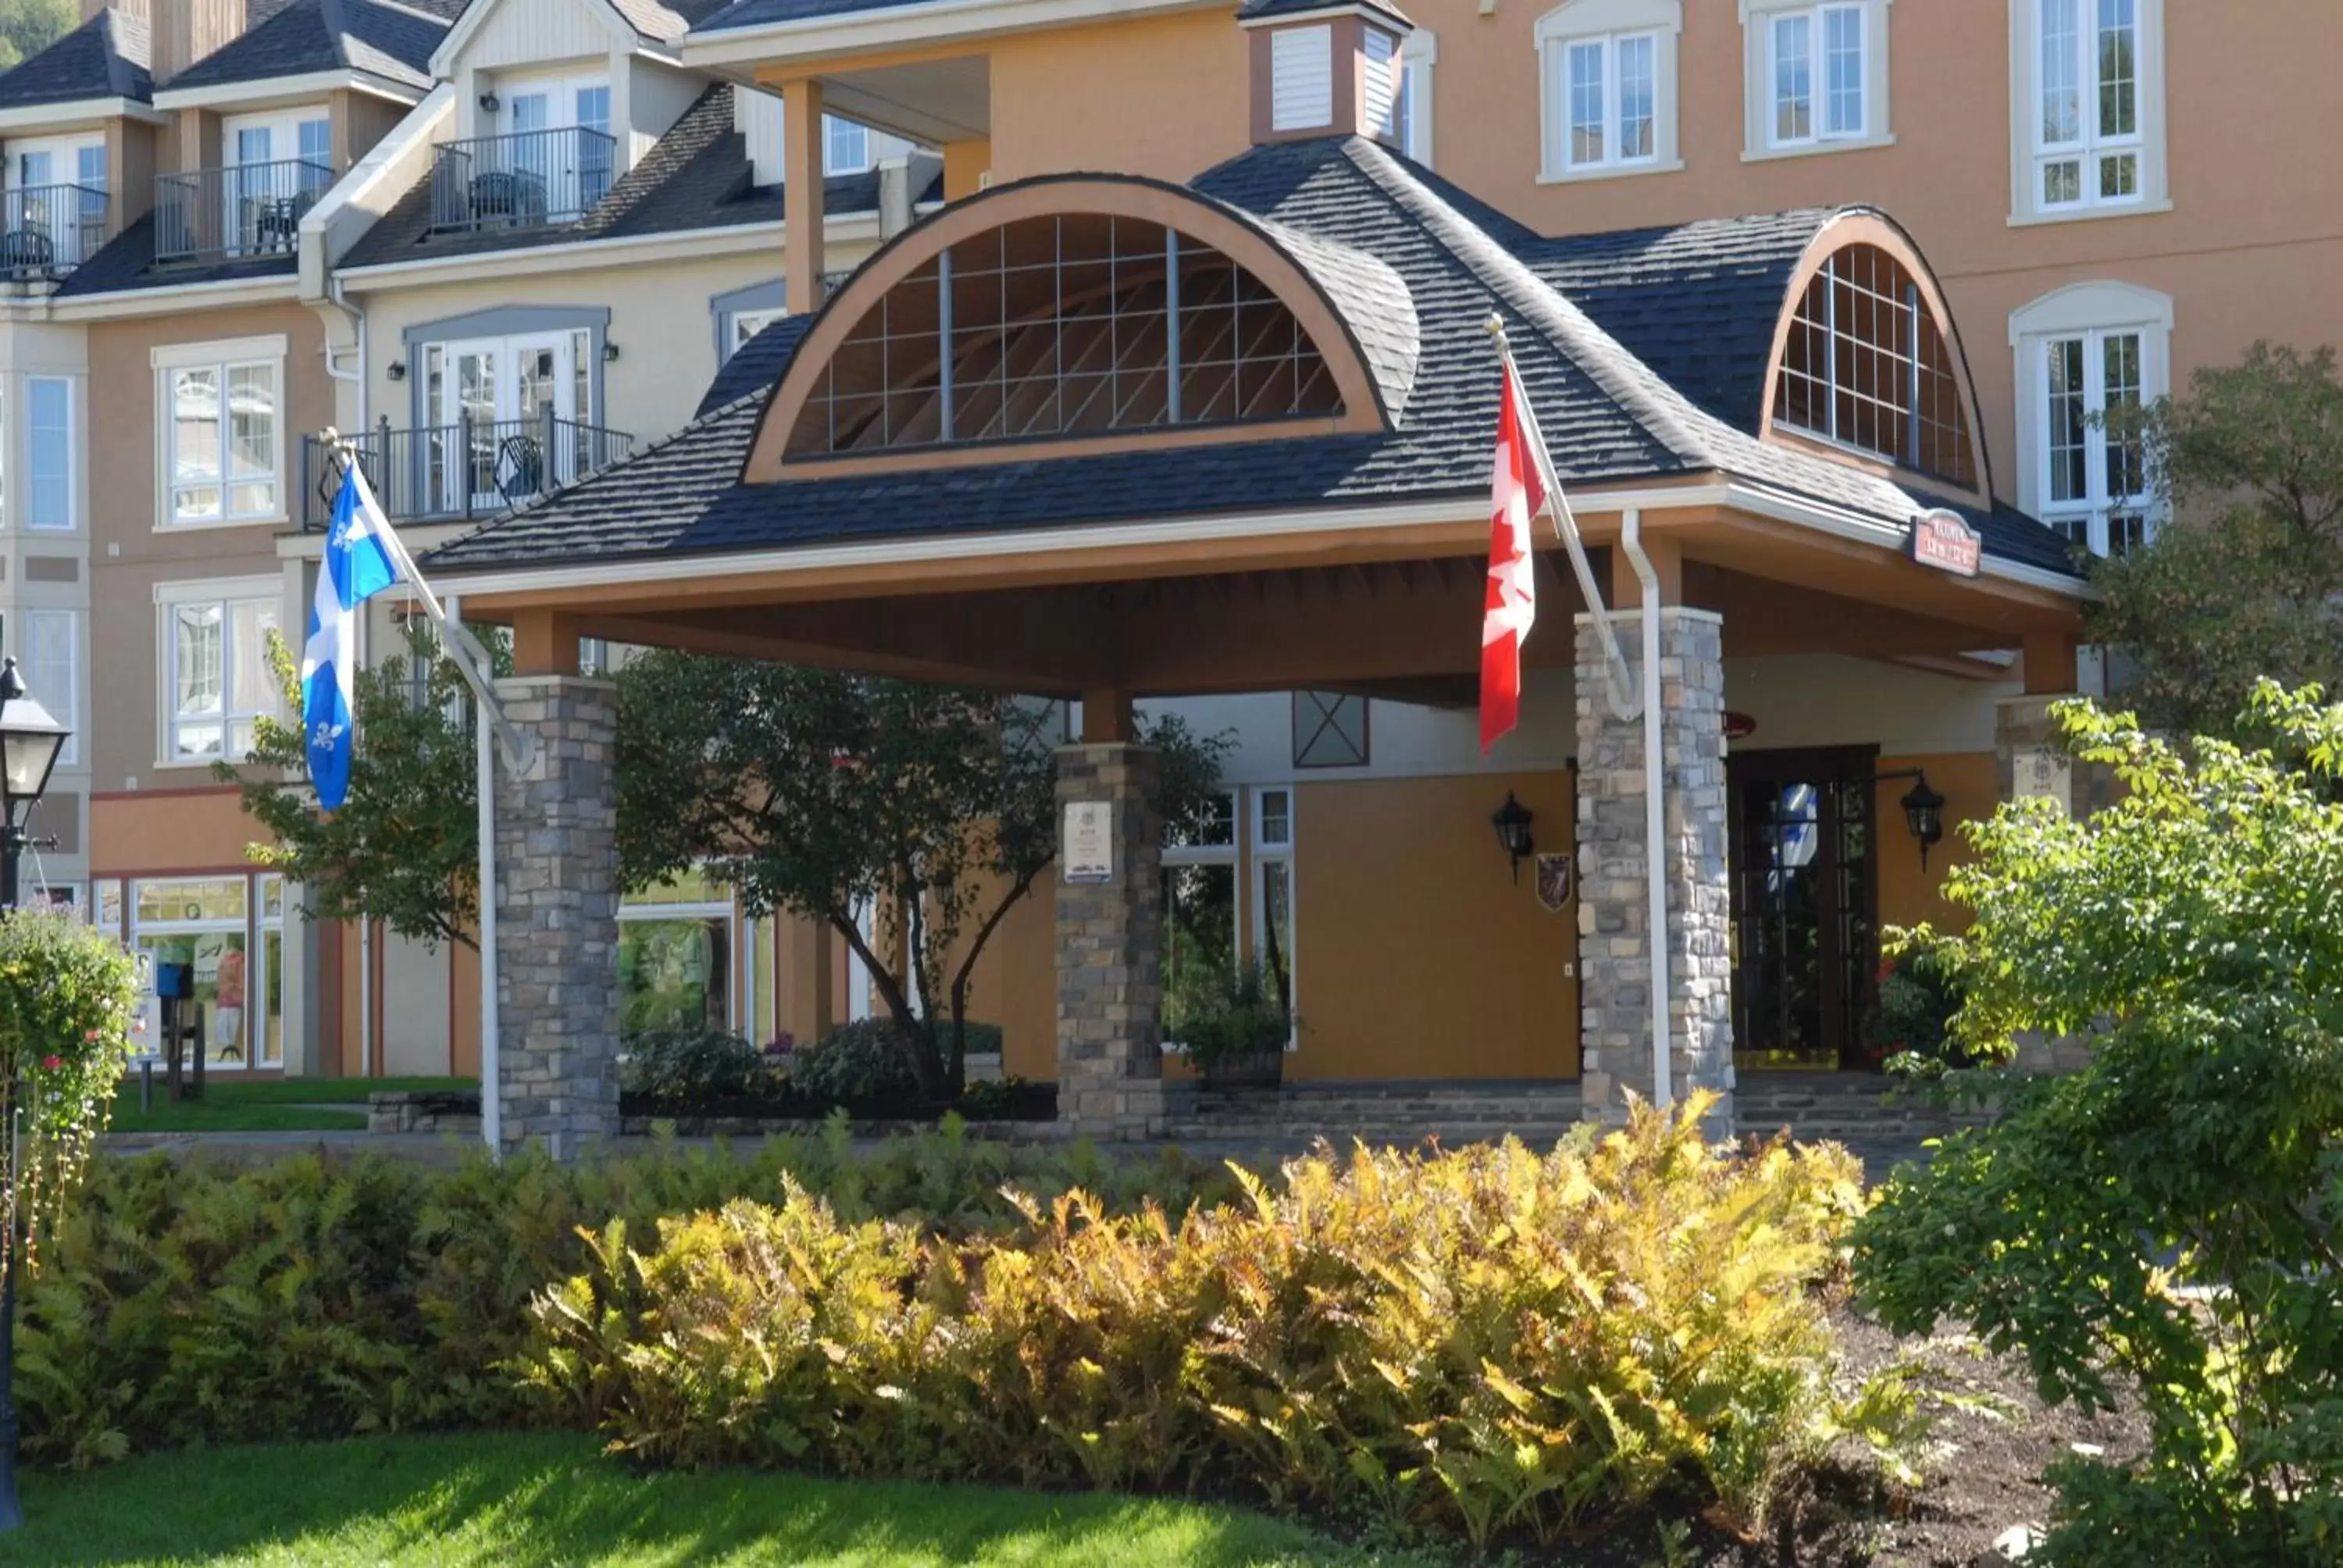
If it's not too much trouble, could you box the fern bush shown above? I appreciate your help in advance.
[15,1116,1233,1467]
[521,1099,1885,1549]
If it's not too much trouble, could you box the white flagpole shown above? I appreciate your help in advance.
[1484,319,1641,722]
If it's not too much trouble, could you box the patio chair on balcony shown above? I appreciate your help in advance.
[0,225,55,274]
[469,169,549,230]
[494,433,546,504]
[245,196,305,255]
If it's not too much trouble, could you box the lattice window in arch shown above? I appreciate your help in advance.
[1772,243,1975,487]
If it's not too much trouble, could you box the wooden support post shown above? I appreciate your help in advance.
[782,80,826,318]
[2022,631,2081,696]
[1081,687,1135,744]
[511,609,581,678]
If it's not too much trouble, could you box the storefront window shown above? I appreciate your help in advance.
[131,875,252,1068]
[619,868,733,1036]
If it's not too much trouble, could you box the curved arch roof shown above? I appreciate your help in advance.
[430,137,2077,583]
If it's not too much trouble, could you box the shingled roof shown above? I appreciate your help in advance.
[0,8,151,109]
[425,135,2077,582]
[337,84,929,270]
[162,0,453,94]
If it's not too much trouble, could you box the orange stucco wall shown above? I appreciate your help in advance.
[982,11,1253,188]
[90,787,264,877]
[1290,770,1578,1081]
[1874,751,1998,936]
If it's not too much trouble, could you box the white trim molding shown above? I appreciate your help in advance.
[2006,0,2167,226]
[1738,0,1895,162]
[1534,0,1685,184]
[679,0,1221,70]
[2009,280,2174,558]
[0,96,167,134]
[154,69,423,112]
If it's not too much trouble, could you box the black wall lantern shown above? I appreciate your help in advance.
[1900,774,1946,870]
[1865,768,1947,871]
[1491,791,1535,883]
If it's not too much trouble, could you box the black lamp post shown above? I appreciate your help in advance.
[0,653,69,1534]
[1491,791,1535,883]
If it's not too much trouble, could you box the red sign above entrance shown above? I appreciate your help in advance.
[1723,711,1758,742]
[1909,508,1983,577]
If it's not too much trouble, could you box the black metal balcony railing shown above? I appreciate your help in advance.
[0,184,109,277]
[301,411,635,529]
[156,159,337,266]
[427,127,617,236]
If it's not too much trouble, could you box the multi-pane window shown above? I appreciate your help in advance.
[1162,791,1237,1049]
[2035,0,2140,211]
[825,116,871,174]
[787,216,1343,458]
[1771,244,1976,486]
[2040,327,2152,556]
[21,608,77,765]
[1253,787,1295,1028]
[27,375,71,529]
[167,358,278,523]
[1771,5,1866,146]
[166,592,280,761]
[1560,32,1657,171]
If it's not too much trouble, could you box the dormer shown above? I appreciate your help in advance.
[1239,0,1413,147]
[419,0,728,236]
[0,5,160,281]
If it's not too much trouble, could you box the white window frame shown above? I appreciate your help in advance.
[2009,0,2166,225]
[25,373,73,531]
[1161,789,1239,1053]
[1535,0,1684,184]
[1396,28,1437,165]
[152,335,287,530]
[1250,785,1298,1052]
[21,607,79,767]
[619,881,740,1034]
[3,133,107,191]
[153,573,284,769]
[2010,281,2172,559]
[127,874,262,1073]
[1739,0,1893,162]
[219,106,333,168]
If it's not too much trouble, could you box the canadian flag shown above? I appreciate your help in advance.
[1481,363,1545,751]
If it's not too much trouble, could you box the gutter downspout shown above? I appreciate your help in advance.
[1618,508,1673,1111]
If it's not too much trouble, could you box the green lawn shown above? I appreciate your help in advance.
[106,1076,476,1134]
[0,1433,1410,1567]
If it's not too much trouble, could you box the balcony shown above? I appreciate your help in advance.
[0,184,108,278]
[156,159,337,267]
[427,127,617,237]
[300,412,635,529]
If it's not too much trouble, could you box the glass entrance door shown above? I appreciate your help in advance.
[1728,747,1878,1071]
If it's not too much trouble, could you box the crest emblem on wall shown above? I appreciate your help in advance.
[1535,853,1573,913]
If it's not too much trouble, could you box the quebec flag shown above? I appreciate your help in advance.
[301,463,401,811]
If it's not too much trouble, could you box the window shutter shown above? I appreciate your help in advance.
[1271,26,1335,131]
[1362,29,1399,136]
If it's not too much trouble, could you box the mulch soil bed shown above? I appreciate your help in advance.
[1478,1309,2148,1568]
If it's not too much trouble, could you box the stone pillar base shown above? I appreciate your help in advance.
[494,675,621,1160]
[1574,609,1733,1141]
[1055,743,1166,1142]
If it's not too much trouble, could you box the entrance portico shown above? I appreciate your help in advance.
[426,148,2085,1149]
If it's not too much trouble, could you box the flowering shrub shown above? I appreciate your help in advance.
[0,908,140,1278]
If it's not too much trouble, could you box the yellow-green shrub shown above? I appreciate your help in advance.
[521,1099,1879,1549]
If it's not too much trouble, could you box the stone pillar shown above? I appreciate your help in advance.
[1574,608,1733,1138]
[1054,742,1169,1141]
[494,675,622,1160]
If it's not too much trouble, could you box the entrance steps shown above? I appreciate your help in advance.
[1733,1074,1985,1146]
[1162,1080,1584,1150]
[1157,1074,1976,1154]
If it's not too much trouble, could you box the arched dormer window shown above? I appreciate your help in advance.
[748,177,1407,481]
[1763,221,1985,494]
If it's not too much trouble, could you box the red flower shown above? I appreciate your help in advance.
[1876,959,1897,983]
[84,1028,102,1042]
[40,1055,61,1071]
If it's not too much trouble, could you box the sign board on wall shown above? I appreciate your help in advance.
[1062,801,1114,883]
[2013,745,2071,815]
[1909,508,1983,577]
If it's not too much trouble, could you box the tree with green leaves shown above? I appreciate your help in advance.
[617,652,1226,1099]
[0,0,73,73]
[1854,686,2343,1566]
[213,623,494,953]
[2088,342,2343,741]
